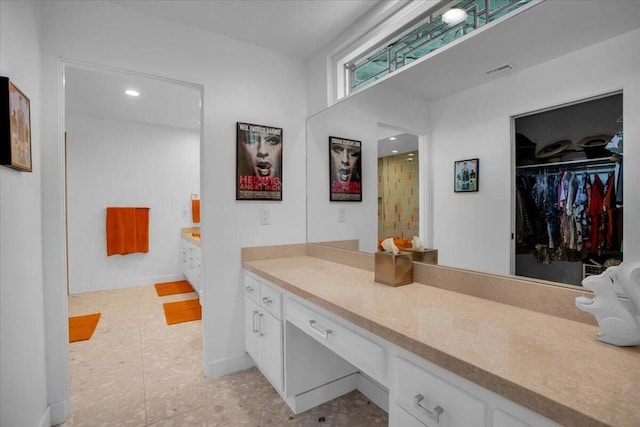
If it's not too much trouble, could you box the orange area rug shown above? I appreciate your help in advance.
[163,299,202,325]
[154,280,194,296]
[69,313,101,342]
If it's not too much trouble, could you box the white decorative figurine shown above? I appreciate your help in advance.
[576,257,640,346]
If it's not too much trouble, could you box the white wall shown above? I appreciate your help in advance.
[0,2,50,427]
[429,28,640,275]
[40,1,308,423]
[66,115,199,294]
[307,84,428,253]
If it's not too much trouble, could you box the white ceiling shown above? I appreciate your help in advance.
[378,133,419,158]
[65,66,201,131]
[378,0,640,101]
[111,0,383,58]
[66,1,383,130]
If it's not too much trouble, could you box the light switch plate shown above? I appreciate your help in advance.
[260,208,271,225]
[338,208,346,223]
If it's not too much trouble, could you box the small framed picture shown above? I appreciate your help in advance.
[1,77,32,172]
[236,122,283,201]
[329,136,362,202]
[454,158,479,192]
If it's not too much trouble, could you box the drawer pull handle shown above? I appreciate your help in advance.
[258,313,264,337]
[252,310,259,333]
[308,320,332,339]
[262,297,272,306]
[245,286,254,294]
[414,394,444,423]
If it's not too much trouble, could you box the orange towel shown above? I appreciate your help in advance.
[192,199,200,223]
[106,207,149,256]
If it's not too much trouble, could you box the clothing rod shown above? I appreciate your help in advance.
[517,167,615,176]
[515,156,615,170]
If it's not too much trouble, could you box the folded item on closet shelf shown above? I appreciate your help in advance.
[191,199,200,223]
[106,207,149,256]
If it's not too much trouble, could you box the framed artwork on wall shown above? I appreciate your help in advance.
[454,158,479,192]
[236,122,283,201]
[1,76,32,172]
[329,136,362,202]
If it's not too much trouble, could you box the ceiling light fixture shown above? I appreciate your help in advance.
[392,149,399,154]
[408,153,414,157]
[125,89,140,97]
[389,137,397,141]
[442,8,467,25]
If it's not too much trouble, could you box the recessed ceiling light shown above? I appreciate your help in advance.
[125,89,140,97]
[442,8,467,25]
[389,137,396,141]
[392,150,399,154]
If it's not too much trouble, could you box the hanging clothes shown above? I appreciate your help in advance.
[588,174,605,255]
[603,172,616,249]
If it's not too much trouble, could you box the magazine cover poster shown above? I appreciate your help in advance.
[236,122,283,201]
[329,136,362,202]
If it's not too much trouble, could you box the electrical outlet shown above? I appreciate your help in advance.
[181,209,189,218]
[338,208,346,223]
[260,208,271,225]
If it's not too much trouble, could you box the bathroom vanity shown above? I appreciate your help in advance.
[242,245,640,427]
[181,228,202,298]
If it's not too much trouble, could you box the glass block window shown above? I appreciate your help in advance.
[345,0,533,94]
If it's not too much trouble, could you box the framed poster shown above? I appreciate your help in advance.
[454,158,479,192]
[329,136,362,202]
[236,122,283,201]
[1,77,32,172]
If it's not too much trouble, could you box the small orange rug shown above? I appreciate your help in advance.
[163,299,202,325]
[69,313,101,343]
[154,280,194,296]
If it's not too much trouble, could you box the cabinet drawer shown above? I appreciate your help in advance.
[391,404,427,427]
[286,297,386,383]
[260,282,282,320]
[394,356,486,427]
[244,274,261,304]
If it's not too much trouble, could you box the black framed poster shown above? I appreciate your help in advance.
[329,136,362,202]
[236,122,283,201]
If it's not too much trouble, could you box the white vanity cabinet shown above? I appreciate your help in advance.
[243,268,562,427]
[181,238,202,297]
[389,353,560,427]
[244,273,284,393]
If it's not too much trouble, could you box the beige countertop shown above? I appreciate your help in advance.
[243,256,640,427]
[181,227,200,246]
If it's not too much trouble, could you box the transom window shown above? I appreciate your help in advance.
[342,0,534,96]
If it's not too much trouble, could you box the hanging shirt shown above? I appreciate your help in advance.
[588,174,605,254]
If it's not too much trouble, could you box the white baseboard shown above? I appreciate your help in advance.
[38,406,51,427]
[356,372,389,413]
[205,353,255,379]
[70,274,184,294]
[48,401,67,426]
[283,373,358,415]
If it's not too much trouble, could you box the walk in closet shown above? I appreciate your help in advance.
[514,93,623,286]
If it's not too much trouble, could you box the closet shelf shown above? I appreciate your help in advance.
[516,157,615,170]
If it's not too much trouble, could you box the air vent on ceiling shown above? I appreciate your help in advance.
[485,64,513,75]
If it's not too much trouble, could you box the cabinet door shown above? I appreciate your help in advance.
[244,297,259,364]
[181,249,189,279]
[259,310,283,393]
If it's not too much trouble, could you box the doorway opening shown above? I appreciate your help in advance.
[63,61,204,423]
[377,123,426,250]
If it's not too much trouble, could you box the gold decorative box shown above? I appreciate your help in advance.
[374,251,413,287]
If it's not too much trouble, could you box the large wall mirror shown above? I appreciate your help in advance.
[306,0,640,289]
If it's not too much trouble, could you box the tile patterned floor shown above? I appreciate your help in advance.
[60,285,388,426]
